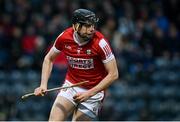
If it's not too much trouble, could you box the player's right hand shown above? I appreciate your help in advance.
[34,87,47,96]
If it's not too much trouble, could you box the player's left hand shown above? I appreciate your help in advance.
[73,91,92,103]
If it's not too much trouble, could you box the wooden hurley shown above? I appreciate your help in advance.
[21,81,89,99]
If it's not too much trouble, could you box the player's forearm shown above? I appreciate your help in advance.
[88,71,119,96]
[40,57,53,88]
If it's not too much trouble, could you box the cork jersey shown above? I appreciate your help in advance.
[52,27,115,89]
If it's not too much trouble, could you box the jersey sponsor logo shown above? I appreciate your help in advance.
[66,56,94,69]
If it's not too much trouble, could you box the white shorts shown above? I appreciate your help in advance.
[57,80,104,119]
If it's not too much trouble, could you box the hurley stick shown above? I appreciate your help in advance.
[21,81,89,99]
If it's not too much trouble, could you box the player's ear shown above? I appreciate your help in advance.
[73,23,80,32]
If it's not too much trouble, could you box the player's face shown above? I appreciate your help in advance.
[78,24,95,41]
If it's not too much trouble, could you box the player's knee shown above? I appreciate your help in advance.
[49,111,66,121]
[49,103,67,121]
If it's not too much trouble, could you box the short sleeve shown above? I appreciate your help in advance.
[52,32,64,53]
[98,38,115,63]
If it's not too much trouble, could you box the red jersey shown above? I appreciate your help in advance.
[53,27,115,89]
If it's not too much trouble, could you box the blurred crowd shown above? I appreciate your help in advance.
[0,0,180,121]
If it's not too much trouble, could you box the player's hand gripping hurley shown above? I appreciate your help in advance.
[21,81,89,99]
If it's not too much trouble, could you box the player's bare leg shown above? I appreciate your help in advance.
[49,96,75,121]
[72,109,93,121]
